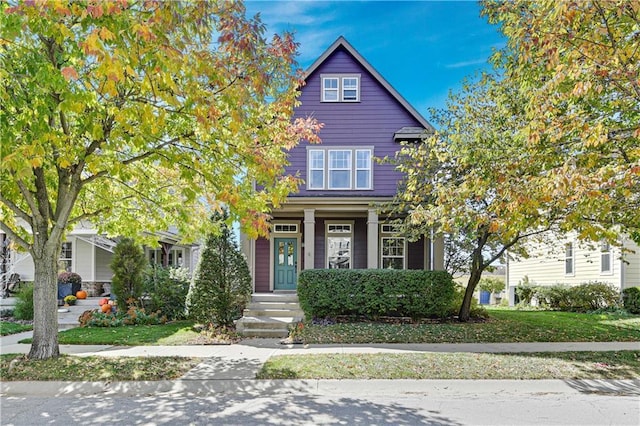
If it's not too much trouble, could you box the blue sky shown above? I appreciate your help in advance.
[245,0,506,117]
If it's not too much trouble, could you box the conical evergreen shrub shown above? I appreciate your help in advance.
[187,213,252,327]
[110,237,147,307]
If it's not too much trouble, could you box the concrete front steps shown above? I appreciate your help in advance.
[236,293,303,338]
[58,297,105,329]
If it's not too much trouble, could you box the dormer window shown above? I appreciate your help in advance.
[322,74,360,102]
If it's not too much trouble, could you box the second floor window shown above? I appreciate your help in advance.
[321,74,360,102]
[308,148,372,190]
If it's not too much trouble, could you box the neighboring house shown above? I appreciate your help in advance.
[506,232,640,305]
[240,37,445,293]
[1,223,199,297]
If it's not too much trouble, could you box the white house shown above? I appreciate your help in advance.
[1,223,200,297]
[506,232,640,305]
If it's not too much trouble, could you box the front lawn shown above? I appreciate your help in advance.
[11,309,640,347]
[19,321,197,346]
[258,350,640,380]
[298,309,640,344]
[0,354,200,381]
[0,321,32,336]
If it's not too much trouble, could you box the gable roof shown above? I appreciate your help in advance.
[304,36,435,133]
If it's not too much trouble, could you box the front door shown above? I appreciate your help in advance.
[274,238,297,290]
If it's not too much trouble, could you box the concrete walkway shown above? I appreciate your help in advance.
[1,330,639,398]
[2,330,639,380]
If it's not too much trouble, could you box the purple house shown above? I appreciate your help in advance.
[240,37,445,295]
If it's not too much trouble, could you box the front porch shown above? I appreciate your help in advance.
[241,201,445,294]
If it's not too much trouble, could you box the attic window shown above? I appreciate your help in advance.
[322,74,360,102]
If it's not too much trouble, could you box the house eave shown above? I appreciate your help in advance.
[304,36,435,133]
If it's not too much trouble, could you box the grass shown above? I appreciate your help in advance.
[13,310,640,346]
[297,310,640,344]
[3,309,639,382]
[0,321,32,336]
[257,350,640,380]
[0,354,200,381]
[19,321,197,346]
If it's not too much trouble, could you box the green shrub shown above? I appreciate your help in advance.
[535,284,571,310]
[622,287,640,314]
[110,238,147,307]
[186,214,252,327]
[567,281,619,312]
[515,276,536,305]
[478,277,504,294]
[297,269,455,320]
[13,283,34,320]
[142,266,190,320]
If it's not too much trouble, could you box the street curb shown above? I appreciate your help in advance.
[2,379,639,398]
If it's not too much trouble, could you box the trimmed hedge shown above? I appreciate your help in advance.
[622,287,640,314]
[297,269,455,320]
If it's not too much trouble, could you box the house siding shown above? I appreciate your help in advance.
[288,47,423,198]
[94,247,113,282]
[75,238,93,280]
[353,218,367,269]
[255,237,270,293]
[507,235,640,303]
[314,219,325,268]
[10,252,34,282]
[407,238,426,270]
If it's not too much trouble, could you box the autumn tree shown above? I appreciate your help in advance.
[0,1,320,359]
[483,0,640,241]
[390,74,563,321]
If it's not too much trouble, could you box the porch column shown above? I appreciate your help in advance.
[367,209,379,269]
[303,209,315,270]
[432,232,445,271]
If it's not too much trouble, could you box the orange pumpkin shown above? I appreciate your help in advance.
[98,298,109,306]
[101,303,112,313]
[76,290,87,299]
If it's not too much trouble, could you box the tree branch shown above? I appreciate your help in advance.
[0,221,30,252]
[0,193,32,224]
[80,132,195,185]
[15,179,40,222]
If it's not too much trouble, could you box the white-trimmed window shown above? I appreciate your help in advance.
[321,74,360,102]
[355,149,372,189]
[342,77,359,101]
[274,224,299,233]
[308,150,325,189]
[381,224,405,270]
[327,223,352,269]
[329,150,351,189]
[149,248,184,267]
[307,147,373,190]
[600,241,612,274]
[565,242,574,275]
[59,242,72,272]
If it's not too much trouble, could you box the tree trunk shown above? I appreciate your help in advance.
[28,242,60,360]
[458,241,486,322]
[458,269,482,322]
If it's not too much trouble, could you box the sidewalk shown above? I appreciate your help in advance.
[2,330,639,397]
[2,330,639,377]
